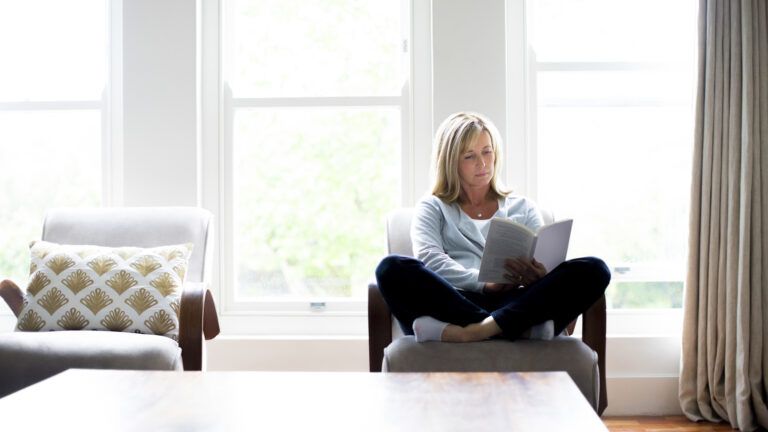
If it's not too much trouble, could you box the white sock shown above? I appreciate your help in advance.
[412,316,449,342]
[521,320,555,340]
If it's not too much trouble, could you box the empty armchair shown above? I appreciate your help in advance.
[0,207,220,398]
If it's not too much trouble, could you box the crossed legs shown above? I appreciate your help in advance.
[375,255,610,342]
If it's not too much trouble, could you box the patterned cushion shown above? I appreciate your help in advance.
[15,241,192,341]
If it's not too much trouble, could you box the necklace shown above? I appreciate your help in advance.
[463,199,492,219]
[467,204,485,218]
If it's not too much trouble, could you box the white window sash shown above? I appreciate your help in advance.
[202,0,420,324]
[518,0,691,289]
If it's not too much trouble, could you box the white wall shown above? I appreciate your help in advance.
[432,0,508,141]
[120,0,199,206]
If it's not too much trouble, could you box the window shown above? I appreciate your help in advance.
[220,0,408,310]
[0,1,106,285]
[528,0,697,309]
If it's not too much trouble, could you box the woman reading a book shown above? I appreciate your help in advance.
[375,112,610,342]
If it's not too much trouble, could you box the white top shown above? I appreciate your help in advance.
[470,217,492,238]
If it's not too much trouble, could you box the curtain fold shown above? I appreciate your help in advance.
[680,0,767,430]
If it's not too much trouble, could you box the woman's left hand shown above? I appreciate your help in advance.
[503,257,547,286]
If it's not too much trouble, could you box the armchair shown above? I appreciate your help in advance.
[0,207,220,397]
[368,208,608,415]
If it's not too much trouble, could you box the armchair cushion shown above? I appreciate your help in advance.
[0,331,181,398]
[16,241,192,341]
[383,335,599,410]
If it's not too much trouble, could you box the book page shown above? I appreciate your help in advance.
[478,218,535,283]
[532,219,573,274]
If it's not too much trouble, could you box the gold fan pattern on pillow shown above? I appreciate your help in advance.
[15,241,192,341]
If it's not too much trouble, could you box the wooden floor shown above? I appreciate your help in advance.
[604,416,735,432]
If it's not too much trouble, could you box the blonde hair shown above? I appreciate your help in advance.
[431,112,507,203]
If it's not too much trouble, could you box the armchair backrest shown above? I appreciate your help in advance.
[386,208,415,257]
[41,207,213,284]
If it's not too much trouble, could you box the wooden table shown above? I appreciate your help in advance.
[0,370,606,431]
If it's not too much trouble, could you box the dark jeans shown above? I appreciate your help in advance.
[374,255,611,339]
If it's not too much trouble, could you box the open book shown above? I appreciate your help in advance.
[478,218,573,283]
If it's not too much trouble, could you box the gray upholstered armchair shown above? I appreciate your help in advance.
[368,208,608,414]
[0,207,220,398]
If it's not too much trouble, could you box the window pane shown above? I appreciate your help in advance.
[536,106,692,309]
[0,1,106,101]
[532,0,696,309]
[538,69,695,107]
[233,108,400,299]
[228,0,403,97]
[0,111,102,282]
[530,0,697,63]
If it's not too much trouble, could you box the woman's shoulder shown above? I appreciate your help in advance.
[499,193,537,209]
[415,194,459,222]
[416,194,454,211]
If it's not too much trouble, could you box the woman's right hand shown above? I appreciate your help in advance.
[483,282,516,295]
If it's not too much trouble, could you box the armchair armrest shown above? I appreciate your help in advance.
[179,282,220,371]
[368,282,391,372]
[0,279,24,317]
[581,294,607,415]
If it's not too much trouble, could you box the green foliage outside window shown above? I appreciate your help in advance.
[607,281,683,309]
[234,109,399,298]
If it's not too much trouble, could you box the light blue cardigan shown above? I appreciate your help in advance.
[411,194,544,293]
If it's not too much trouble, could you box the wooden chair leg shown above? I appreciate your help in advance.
[368,282,392,372]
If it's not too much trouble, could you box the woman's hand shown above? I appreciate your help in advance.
[503,257,547,286]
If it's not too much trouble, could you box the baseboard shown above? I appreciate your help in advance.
[604,376,681,416]
[206,335,369,372]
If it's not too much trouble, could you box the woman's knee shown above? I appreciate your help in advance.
[566,257,611,290]
[375,254,419,284]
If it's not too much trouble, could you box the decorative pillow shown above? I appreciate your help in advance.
[15,240,193,341]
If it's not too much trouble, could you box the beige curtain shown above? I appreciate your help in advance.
[680,0,768,431]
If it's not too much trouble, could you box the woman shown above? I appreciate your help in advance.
[375,112,610,343]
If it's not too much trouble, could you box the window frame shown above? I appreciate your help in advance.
[201,0,428,335]
[509,0,691,330]
[531,60,692,308]
[0,0,114,319]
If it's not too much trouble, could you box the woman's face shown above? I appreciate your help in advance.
[458,130,494,191]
